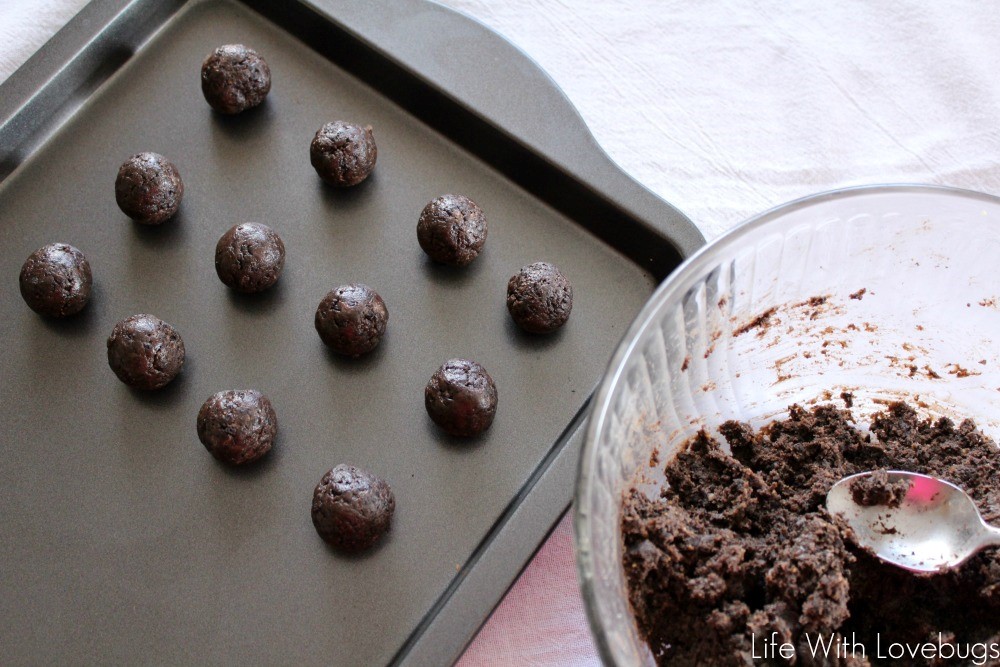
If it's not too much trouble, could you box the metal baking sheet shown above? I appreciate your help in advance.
[0,0,702,664]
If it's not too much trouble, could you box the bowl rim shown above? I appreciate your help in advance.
[572,183,1000,665]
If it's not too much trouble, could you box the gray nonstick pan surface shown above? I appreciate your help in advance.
[0,0,703,663]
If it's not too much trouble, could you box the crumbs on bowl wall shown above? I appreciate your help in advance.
[667,285,1000,463]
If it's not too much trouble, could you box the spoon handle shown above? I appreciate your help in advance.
[983,523,1000,548]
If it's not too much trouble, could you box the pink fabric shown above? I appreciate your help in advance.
[456,510,600,667]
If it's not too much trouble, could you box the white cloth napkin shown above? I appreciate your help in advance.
[0,0,89,80]
[443,0,1000,241]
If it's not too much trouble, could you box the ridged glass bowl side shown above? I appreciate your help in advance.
[575,185,1000,666]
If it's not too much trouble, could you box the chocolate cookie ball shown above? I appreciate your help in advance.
[309,121,377,187]
[314,283,388,357]
[18,243,92,317]
[416,194,487,267]
[424,359,498,437]
[115,152,184,225]
[506,262,573,334]
[196,389,277,465]
[200,44,271,114]
[106,314,185,390]
[214,222,285,293]
[311,464,395,553]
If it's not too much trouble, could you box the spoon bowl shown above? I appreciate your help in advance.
[827,471,1000,573]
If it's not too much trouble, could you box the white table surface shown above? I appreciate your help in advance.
[4,1,999,664]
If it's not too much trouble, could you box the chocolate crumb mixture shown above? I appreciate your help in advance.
[622,402,1000,666]
[848,470,909,508]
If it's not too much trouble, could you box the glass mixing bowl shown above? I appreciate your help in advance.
[574,184,1000,665]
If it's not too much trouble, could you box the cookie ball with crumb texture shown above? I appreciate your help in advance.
[106,314,185,390]
[314,283,388,357]
[506,262,573,334]
[214,222,285,293]
[416,194,487,267]
[424,358,498,437]
[309,121,377,187]
[115,152,183,225]
[196,389,277,465]
[19,243,92,317]
[200,44,271,114]
[311,464,395,553]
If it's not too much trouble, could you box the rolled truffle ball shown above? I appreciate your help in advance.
[200,44,271,114]
[424,359,498,437]
[416,194,487,267]
[196,389,277,465]
[214,222,286,293]
[314,283,388,357]
[506,262,573,334]
[19,243,92,317]
[309,121,377,187]
[106,314,185,390]
[115,152,184,225]
[311,464,395,553]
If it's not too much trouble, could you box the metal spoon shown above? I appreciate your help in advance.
[826,471,1000,573]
